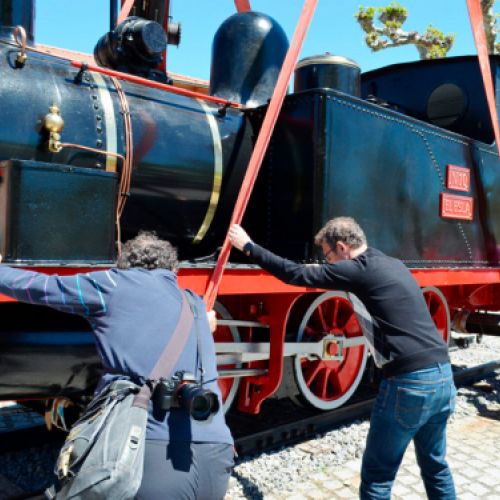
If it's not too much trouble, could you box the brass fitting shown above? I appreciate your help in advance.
[16,51,27,67]
[13,26,27,68]
[43,104,65,153]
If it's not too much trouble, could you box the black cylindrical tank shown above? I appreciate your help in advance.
[0,41,253,260]
[209,12,288,107]
[0,0,35,42]
[294,54,361,96]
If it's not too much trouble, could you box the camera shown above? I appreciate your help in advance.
[152,371,220,421]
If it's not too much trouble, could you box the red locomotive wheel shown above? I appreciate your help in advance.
[422,287,450,344]
[214,302,241,413]
[293,292,368,410]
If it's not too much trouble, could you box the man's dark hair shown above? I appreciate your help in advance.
[314,217,367,249]
[117,231,178,270]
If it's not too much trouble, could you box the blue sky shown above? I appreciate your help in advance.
[36,1,477,80]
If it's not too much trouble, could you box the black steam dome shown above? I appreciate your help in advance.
[209,11,289,107]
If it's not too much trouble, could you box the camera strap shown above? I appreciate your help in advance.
[132,290,194,409]
[185,292,205,385]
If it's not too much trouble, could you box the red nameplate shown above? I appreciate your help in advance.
[446,165,470,192]
[440,193,474,221]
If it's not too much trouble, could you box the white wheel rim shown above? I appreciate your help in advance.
[421,286,451,344]
[294,291,368,410]
[214,301,241,413]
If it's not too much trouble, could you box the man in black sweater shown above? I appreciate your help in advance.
[229,217,456,500]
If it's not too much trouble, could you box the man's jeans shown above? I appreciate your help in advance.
[360,362,457,500]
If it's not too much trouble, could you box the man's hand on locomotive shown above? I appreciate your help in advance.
[229,225,253,255]
[207,310,217,333]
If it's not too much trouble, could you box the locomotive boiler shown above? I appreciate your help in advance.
[2,0,500,416]
[0,0,287,262]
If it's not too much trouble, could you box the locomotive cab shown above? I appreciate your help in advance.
[361,56,498,145]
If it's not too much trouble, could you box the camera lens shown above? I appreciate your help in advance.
[179,385,220,421]
[191,394,212,420]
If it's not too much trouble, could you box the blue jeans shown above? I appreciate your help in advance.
[360,362,456,500]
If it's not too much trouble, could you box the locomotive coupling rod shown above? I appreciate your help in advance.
[217,319,269,328]
[216,336,366,363]
[218,368,268,379]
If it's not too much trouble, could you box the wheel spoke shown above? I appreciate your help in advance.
[328,369,342,393]
[425,293,432,308]
[318,368,329,399]
[343,311,360,336]
[303,360,321,386]
[430,298,438,316]
[331,299,340,329]
[422,288,450,344]
[315,303,329,332]
[304,325,318,339]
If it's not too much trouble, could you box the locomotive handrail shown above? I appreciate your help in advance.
[69,61,241,109]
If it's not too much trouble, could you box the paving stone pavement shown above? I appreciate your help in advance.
[236,414,500,499]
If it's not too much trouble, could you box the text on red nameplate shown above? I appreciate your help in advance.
[446,165,470,192]
[440,193,474,221]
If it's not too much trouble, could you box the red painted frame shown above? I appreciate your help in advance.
[3,265,500,412]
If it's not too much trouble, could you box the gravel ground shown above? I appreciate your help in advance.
[225,335,500,500]
[1,335,499,498]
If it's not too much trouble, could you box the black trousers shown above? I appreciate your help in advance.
[136,440,234,500]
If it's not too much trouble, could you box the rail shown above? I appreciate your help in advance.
[233,361,500,456]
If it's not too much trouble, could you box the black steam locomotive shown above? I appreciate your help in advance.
[1,0,500,413]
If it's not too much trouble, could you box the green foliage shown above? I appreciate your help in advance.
[354,2,454,60]
[356,5,376,21]
[423,25,456,59]
[378,2,408,29]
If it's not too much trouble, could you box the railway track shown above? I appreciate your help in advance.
[0,360,498,499]
[232,361,500,456]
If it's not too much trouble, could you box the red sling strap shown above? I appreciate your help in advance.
[204,0,318,309]
[467,0,500,156]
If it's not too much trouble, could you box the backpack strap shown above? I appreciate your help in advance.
[133,290,194,409]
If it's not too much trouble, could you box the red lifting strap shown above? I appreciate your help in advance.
[234,0,251,12]
[467,0,500,156]
[118,0,135,25]
[204,0,318,310]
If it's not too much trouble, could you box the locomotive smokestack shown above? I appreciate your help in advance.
[0,0,35,43]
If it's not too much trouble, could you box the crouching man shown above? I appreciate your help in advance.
[0,231,234,500]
